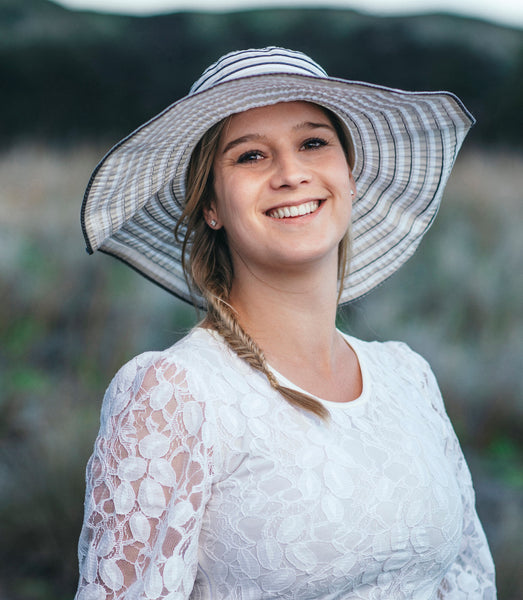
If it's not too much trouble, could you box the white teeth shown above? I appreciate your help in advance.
[269,200,320,219]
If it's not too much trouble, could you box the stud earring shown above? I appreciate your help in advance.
[350,189,355,196]
[210,219,217,227]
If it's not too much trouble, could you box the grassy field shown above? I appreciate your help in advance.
[0,143,521,598]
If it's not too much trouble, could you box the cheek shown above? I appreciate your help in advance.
[211,176,232,220]
[330,162,353,200]
[213,174,256,221]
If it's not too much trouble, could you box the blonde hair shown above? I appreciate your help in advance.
[175,105,355,420]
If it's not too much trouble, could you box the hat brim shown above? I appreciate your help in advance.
[81,72,474,307]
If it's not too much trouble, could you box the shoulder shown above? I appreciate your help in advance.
[345,333,431,375]
[99,328,225,418]
[343,333,445,408]
[109,327,224,381]
[100,327,265,420]
[89,330,226,480]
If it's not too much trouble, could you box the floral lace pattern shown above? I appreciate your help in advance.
[75,328,496,599]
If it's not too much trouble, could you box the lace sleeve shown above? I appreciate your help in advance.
[415,356,497,598]
[75,353,216,600]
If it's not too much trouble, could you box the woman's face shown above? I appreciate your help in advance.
[207,101,355,279]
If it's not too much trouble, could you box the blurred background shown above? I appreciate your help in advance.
[1,0,522,597]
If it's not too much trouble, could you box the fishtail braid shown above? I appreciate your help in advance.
[204,291,329,420]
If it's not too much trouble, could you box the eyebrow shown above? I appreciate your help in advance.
[220,121,334,155]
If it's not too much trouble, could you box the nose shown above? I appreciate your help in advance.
[270,151,311,189]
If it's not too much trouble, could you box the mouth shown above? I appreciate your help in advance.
[266,200,321,219]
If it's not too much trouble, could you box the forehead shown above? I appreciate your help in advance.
[222,101,331,138]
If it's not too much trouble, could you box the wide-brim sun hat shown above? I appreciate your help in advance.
[81,46,474,307]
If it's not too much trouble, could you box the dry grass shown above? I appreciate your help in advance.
[0,143,100,231]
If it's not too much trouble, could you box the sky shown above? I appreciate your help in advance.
[54,0,523,29]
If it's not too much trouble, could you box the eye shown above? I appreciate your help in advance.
[237,150,265,164]
[302,137,329,150]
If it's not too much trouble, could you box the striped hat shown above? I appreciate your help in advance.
[82,46,474,306]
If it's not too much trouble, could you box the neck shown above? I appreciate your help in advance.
[228,257,341,373]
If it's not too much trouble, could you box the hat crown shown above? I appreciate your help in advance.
[189,47,328,95]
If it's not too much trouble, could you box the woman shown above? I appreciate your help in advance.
[76,48,496,598]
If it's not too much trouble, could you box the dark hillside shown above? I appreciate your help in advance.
[1,0,522,146]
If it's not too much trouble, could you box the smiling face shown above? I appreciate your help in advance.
[206,101,355,284]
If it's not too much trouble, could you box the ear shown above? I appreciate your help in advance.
[348,171,357,201]
[203,202,221,230]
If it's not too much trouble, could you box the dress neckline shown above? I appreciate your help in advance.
[266,331,370,409]
[195,326,371,410]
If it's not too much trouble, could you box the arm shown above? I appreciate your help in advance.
[416,358,497,599]
[75,354,216,599]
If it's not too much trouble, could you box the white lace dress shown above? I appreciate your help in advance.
[75,328,496,599]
